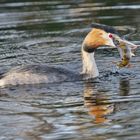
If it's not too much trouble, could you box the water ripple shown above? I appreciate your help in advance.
[0,0,140,139]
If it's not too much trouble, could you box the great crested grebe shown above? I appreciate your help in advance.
[0,24,136,87]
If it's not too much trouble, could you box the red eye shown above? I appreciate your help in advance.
[109,33,113,38]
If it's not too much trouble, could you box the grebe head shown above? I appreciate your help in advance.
[82,28,116,53]
[81,28,116,79]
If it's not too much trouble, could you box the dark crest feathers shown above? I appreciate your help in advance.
[91,23,119,36]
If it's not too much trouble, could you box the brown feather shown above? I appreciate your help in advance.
[83,28,112,50]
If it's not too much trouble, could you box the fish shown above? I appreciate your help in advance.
[110,34,137,68]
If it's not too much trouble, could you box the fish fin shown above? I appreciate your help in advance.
[131,52,135,56]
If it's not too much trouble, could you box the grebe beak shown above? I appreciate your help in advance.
[83,28,116,53]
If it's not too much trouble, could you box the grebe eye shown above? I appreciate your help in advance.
[109,33,113,38]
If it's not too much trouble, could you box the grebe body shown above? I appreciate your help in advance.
[0,65,82,86]
[0,27,117,87]
[0,24,136,87]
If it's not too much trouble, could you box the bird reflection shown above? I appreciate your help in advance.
[84,78,130,124]
[84,82,114,124]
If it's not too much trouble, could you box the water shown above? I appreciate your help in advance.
[0,0,140,139]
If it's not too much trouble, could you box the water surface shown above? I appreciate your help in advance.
[0,0,140,139]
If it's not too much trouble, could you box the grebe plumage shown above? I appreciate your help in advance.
[0,65,82,86]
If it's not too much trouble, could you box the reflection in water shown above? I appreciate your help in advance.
[119,78,130,96]
[84,78,130,124]
[84,82,114,124]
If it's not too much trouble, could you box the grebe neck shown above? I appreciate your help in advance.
[81,46,99,78]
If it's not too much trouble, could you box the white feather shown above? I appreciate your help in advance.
[81,46,99,78]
